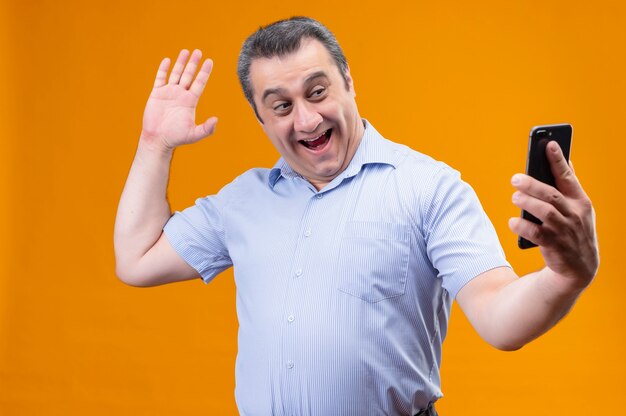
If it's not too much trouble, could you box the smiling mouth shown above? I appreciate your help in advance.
[298,129,332,150]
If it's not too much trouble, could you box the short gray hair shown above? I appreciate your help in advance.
[237,16,349,122]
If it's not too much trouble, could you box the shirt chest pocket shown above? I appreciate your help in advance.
[336,221,411,303]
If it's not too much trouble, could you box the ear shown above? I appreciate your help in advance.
[344,65,356,97]
[252,104,264,125]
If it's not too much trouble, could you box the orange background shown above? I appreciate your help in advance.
[1,0,624,414]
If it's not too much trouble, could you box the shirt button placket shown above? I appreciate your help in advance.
[282,191,325,405]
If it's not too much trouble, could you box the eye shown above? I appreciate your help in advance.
[273,102,292,113]
[310,87,326,99]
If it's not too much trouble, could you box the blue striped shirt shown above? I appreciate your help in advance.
[163,121,509,415]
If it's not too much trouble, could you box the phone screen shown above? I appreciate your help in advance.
[518,124,573,249]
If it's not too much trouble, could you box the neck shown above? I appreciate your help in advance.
[309,117,366,191]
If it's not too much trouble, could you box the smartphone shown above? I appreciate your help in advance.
[518,123,573,249]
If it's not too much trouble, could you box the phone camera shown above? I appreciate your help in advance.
[537,130,547,138]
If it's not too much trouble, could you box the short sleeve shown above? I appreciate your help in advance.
[163,192,233,284]
[422,166,510,298]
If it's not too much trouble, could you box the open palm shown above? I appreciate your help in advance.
[142,49,217,150]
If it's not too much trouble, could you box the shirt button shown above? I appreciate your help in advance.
[304,229,312,237]
[295,269,303,277]
[316,194,323,199]
[287,361,294,369]
[287,315,295,323]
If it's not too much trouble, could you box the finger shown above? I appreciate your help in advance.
[153,57,171,88]
[168,49,190,85]
[512,191,568,226]
[546,141,584,198]
[511,174,574,217]
[190,59,214,97]
[508,217,550,247]
[179,49,202,89]
[190,116,218,142]
[569,159,575,173]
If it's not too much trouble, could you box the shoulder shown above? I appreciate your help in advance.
[374,134,483,227]
[230,167,273,185]
[381,136,464,197]
[213,167,272,197]
[182,168,271,216]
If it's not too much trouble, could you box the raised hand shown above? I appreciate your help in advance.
[509,141,600,291]
[141,49,218,151]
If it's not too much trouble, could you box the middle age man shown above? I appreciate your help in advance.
[115,17,599,416]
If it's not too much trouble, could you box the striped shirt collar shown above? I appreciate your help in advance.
[268,119,400,189]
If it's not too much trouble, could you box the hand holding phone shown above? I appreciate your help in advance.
[510,123,598,293]
[518,124,573,249]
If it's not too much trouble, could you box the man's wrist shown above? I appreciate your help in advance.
[537,267,588,304]
[137,133,176,158]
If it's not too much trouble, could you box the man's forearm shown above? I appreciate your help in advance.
[114,138,174,279]
[479,268,585,351]
[484,140,599,350]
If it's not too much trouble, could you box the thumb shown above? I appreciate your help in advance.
[547,140,583,198]
[190,116,218,142]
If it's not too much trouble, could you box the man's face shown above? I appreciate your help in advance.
[249,38,364,190]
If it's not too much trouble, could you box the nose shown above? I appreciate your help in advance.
[293,101,322,133]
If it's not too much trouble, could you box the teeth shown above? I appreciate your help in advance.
[302,130,327,142]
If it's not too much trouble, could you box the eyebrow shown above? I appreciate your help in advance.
[261,71,330,103]
[303,71,329,86]
[262,87,288,103]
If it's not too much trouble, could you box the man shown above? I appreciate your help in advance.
[114,17,599,416]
